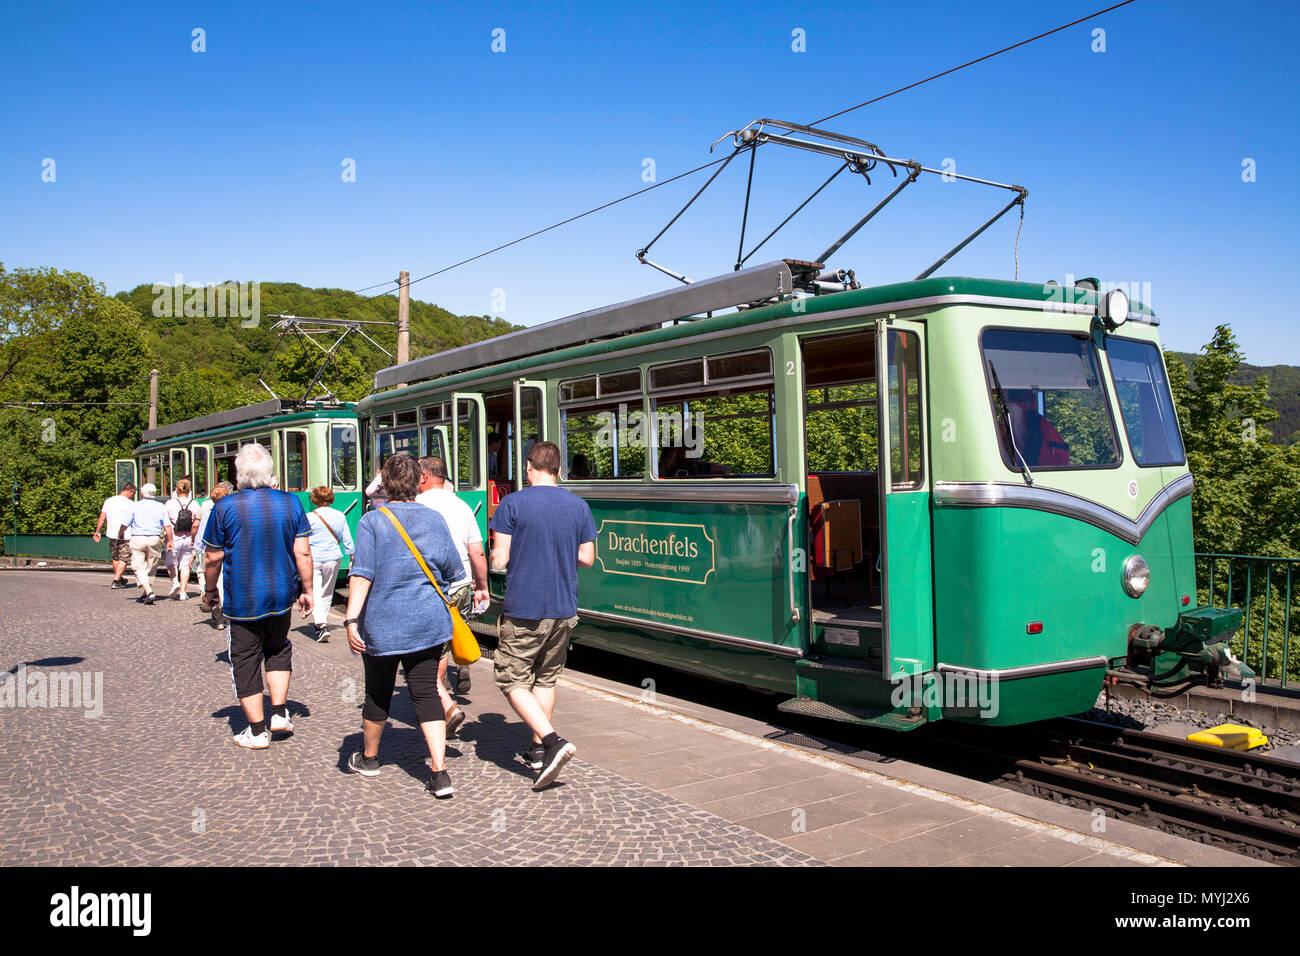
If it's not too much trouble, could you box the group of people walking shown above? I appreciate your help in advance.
[98,440,596,798]
[94,477,217,605]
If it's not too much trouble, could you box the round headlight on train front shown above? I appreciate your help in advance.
[1122,555,1150,598]
[1100,288,1130,330]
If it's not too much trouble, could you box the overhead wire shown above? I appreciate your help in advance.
[331,0,1135,317]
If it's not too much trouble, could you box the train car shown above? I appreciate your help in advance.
[123,398,363,567]
[355,259,1244,729]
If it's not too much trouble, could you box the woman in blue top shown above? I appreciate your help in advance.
[305,486,356,643]
[344,453,464,799]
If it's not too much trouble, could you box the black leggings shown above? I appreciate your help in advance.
[361,644,446,724]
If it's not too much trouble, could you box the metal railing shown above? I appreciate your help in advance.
[1,534,112,563]
[1198,553,1300,688]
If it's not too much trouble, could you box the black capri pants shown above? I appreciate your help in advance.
[361,643,446,724]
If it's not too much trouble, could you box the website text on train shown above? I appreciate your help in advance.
[356,119,1247,730]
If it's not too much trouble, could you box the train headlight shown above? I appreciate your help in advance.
[1122,555,1149,598]
[1100,288,1130,330]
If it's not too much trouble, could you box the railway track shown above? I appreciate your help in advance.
[555,642,1300,863]
[929,717,1300,863]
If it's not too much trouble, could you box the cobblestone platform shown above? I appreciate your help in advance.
[0,570,1262,866]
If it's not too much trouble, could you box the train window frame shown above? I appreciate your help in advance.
[1106,335,1187,468]
[330,422,359,491]
[420,402,450,424]
[560,397,649,480]
[648,347,774,400]
[979,326,1124,474]
[192,445,210,498]
[281,429,309,492]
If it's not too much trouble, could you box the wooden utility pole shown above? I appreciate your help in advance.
[147,368,158,486]
[397,271,410,366]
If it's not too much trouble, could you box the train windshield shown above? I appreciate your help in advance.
[1107,337,1186,466]
[982,329,1120,470]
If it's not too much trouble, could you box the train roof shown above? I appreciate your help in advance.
[134,398,355,453]
[361,269,1157,411]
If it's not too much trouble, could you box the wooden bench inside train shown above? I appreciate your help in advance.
[802,328,882,629]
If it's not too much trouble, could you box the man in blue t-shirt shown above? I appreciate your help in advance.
[488,440,596,790]
[201,443,314,750]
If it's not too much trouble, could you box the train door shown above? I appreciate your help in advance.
[451,393,487,537]
[513,379,547,490]
[800,328,882,661]
[875,318,934,680]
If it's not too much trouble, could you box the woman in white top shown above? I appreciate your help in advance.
[164,478,200,599]
[306,486,356,642]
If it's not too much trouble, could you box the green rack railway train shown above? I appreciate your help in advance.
[124,398,364,569]
[354,258,1248,730]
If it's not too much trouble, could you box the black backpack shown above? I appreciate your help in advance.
[174,497,196,535]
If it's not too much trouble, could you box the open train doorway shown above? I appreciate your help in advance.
[800,321,932,676]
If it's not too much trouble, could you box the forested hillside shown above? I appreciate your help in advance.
[0,264,518,541]
[1168,351,1300,444]
[114,280,518,404]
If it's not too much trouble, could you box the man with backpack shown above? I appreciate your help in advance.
[164,478,200,600]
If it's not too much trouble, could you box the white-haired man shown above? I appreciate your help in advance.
[201,444,314,749]
[127,483,173,605]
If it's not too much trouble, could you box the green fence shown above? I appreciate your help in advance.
[1,534,112,562]
[1198,553,1300,688]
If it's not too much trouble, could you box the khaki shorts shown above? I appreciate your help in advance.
[109,537,132,562]
[447,584,475,619]
[494,615,579,696]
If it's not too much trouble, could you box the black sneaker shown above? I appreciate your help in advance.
[522,743,545,770]
[315,625,330,643]
[143,594,158,606]
[426,769,454,799]
[347,752,380,777]
[110,579,126,590]
[533,738,576,791]
[135,594,147,604]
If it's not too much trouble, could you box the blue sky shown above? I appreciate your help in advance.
[2,0,1296,363]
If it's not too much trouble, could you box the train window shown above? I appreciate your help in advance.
[193,446,209,498]
[170,449,189,491]
[1107,338,1186,467]
[887,331,924,488]
[376,429,417,467]
[375,413,395,429]
[599,369,642,399]
[805,382,878,472]
[257,434,273,451]
[456,399,480,490]
[707,350,772,386]
[654,387,774,478]
[518,386,544,487]
[649,358,704,393]
[160,454,171,497]
[420,402,449,423]
[331,423,359,490]
[562,402,646,479]
[395,409,418,428]
[982,329,1120,471]
[559,377,597,403]
[282,431,308,492]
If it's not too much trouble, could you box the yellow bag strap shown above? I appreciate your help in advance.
[380,506,453,610]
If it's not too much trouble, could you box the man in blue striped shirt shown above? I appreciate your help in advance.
[202,444,314,750]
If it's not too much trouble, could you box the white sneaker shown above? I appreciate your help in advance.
[177,592,189,601]
[232,726,270,749]
[269,712,294,735]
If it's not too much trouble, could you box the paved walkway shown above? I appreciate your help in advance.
[0,570,1263,866]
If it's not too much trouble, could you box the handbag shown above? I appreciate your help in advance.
[380,507,482,666]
